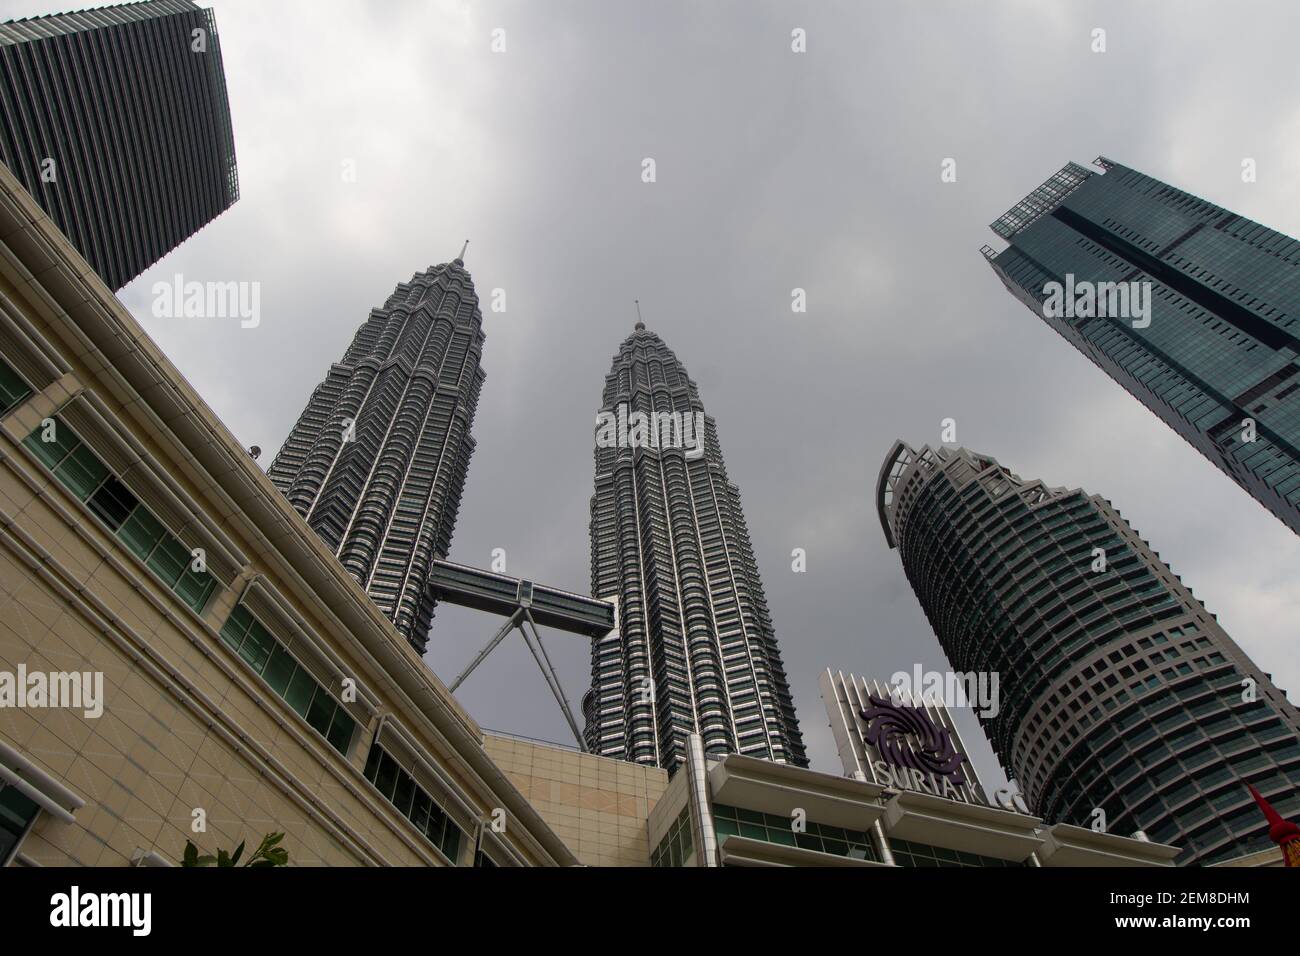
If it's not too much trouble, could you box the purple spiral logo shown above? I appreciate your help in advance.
[860,694,966,786]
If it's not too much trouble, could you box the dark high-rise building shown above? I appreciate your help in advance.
[583,322,807,771]
[268,259,485,655]
[877,440,1300,864]
[982,157,1300,536]
[0,0,238,290]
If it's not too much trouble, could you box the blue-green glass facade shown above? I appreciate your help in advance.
[877,441,1300,865]
[984,157,1300,536]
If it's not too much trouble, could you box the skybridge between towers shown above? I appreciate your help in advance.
[429,559,615,752]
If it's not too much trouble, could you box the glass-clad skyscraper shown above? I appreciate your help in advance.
[268,259,485,655]
[583,322,807,771]
[982,157,1300,536]
[877,440,1300,864]
[0,0,239,290]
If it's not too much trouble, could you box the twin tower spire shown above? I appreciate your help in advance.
[267,264,807,770]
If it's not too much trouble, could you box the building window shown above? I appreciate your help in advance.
[0,784,41,866]
[888,837,1023,867]
[0,357,32,416]
[218,605,356,756]
[711,803,879,861]
[362,745,464,864]
[23,417,218,612]
[651,806,692,867]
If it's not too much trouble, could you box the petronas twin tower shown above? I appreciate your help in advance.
[269,264,806,770]
[585,323,807,768]
[268,258,485,655]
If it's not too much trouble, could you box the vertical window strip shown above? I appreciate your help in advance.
[0,784,41,865]
[651,806,692,867]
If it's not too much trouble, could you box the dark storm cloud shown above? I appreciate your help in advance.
[6,0,1297,790]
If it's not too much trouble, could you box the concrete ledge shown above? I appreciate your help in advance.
[718,834,890,868]
[1038,823,1179,867]
[883,789,1043,862]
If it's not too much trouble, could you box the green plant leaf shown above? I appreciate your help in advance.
[181,832,288,869]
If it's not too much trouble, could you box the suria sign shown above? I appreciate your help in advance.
[860,694,970,801]
[821,670,1032,813]
[858,694,1031,811]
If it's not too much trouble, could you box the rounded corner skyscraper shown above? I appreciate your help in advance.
[583,323,806,772]
[877,439,1300,864]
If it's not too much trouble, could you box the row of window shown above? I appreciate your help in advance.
[16,405,368,765]
[662,802,1023,867]
[363,745,464,864]
[24,417,218,613]
[889,837,1022,868]
[218,605,357,756]
[712,804,878,862]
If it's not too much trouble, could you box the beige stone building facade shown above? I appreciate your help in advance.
[483,732,667,866]
[0,163,575,868]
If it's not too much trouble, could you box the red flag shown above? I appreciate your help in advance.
[1247,783,1300,867]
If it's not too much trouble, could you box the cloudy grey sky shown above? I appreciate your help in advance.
[8,0,1299,789]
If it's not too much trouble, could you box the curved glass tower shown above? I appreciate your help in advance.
[877,440,1300,864]
[583,323,806,771]
[269,260,485,654]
